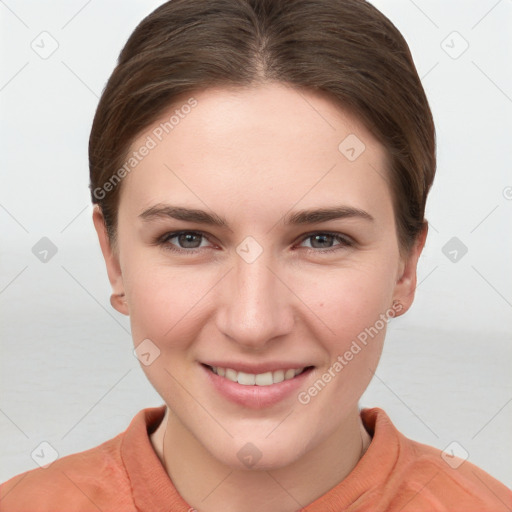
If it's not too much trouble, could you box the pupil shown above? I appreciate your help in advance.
[179,233,200,248]
[312,234,332,248]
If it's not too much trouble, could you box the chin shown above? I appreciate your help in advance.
[205,428,311,472]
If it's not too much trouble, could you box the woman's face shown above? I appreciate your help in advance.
[95,83,423,469]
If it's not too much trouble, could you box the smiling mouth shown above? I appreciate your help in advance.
[203,364,315,386]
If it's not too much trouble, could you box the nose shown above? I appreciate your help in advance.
[215,251,294,351]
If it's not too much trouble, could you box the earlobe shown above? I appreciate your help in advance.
[92,205,129,316]
[392,223,428,316]
[110,292,127,313]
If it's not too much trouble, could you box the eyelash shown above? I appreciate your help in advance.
[155,230,354,256]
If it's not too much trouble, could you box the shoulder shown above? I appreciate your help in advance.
[0,429,135,512]
[399,437,512,511]
[363,407,512,511]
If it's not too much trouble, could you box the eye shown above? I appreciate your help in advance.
[155,230,354,256]
[297,232,353,253]
[156,230,213,254]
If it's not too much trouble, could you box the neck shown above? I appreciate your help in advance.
[151,406,371,512]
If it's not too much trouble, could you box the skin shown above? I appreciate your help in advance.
[93,83,426,512]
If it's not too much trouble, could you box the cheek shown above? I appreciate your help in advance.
[122,256,215,399]
[297,259,397,339]
[293,259,397,403]
[291,265,394,444]
[122,252,216,347]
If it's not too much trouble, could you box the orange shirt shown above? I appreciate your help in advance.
[1,405,511,511]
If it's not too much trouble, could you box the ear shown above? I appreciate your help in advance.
[92,205,129,316]
[392,223,428,316]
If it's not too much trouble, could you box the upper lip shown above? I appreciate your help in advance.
[201,361,314,374]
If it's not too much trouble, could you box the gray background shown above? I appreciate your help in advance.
[1,0,511,488]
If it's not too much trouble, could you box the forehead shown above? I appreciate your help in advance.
[119,83,392,224]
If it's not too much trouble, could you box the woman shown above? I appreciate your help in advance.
[1,0,511,510]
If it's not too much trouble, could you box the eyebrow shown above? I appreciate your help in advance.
[138,204,374,227]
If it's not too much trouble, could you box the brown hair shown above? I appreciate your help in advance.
[89,0,436,252]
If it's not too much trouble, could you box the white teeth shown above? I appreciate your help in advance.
[225,368,237,381]
[209,365,307,386]
[237,371,255,385]
[255,371,273,386]
[273,369,284,383]
[284,369,296,380]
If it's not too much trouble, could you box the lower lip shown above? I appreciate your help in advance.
[201,364,314,409]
